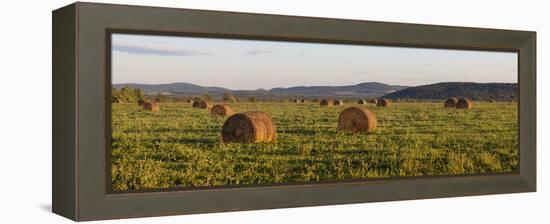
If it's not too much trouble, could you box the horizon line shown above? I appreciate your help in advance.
[111,81,518,91]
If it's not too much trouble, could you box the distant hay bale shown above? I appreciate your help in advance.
[368,99,377,104]
[293,99,300,103]
[444,97,458,108]
[456,98,473,109]
[337,106,377,134]
[137,99,145,106]
[357,99,367,104]
[300,99,306,103]
[489,99,496,103]
[222,111,276,143]
[320,99,331,106]
[333,100,344,106]
[187,99,194,104]
[211,104,235,117]
[142,102,159,111]
[376,99,391,107]
[192,101,209,109]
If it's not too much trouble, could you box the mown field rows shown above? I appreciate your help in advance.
[111,102,518,191]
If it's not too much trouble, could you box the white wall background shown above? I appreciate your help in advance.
[0,0,547,223]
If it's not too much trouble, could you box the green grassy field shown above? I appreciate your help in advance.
[111,101,518,191]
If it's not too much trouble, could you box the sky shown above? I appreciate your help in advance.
[112,33,517,90]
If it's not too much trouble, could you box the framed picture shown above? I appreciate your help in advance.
[52,2,536,221]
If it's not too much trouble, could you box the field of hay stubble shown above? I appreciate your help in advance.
[111,101,518,191]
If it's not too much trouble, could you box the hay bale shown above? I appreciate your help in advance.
[377,99,391,107]
[368,99,377,104]
[320,99,331,106]
[142,102,159,111]
[222,111,276,143]
[192,101,209,109]
[333,100,344,106]
[300,99,306,103]
[444,97,458,108]
[456,98,472,109]
[489,99,495,103]
[187,99,194,104]
[293,99,300,103]
[337,106,377,133]
[211,104,235,117]
[357,99,367,104]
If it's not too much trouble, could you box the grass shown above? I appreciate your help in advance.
[111,101,518,191]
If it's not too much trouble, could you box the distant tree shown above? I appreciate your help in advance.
[193,96,202,102]
[134,88,145,102]
[202,93,212,102]
[111,86,145,103]
[222,92,236,103]
[111,88,120,102]
[248,96,257,102]
[156,93,171,103]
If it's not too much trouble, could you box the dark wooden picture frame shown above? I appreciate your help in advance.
[53,2,536,221]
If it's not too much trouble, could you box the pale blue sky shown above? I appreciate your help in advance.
[112,33,517,90]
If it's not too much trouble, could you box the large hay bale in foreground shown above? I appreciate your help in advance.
[320,99,331,106]
[142,102,159,111]
[368,99,378,104]
[192,101,209,109]
[211,104,235,117]
[357,99,367,104]
[337,106,377,134]
[333,100,344,106]
[222,111,276,143]
[444,97,458,108]
[377,99,391,107]
[456,98,472,109]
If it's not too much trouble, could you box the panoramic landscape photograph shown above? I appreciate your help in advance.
[110,33,518,191]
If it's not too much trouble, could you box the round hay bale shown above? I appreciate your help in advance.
[444,97,458,108]
[337,106,377,134]
[192,101,209,109]
[456,98,472,109]
[300,99,306,103]
[377,99,391,107]
[211,104,235,117]
[489,99,495,103]
[357,99,367,104]
[293,99,300,103]
[333,100,344,106]
[142,102,159,111]
[320,99,331,106]
[222,111,276,143]
[368,99,378,104]
[187,99,194,104]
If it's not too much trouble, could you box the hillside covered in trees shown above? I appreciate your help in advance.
[382,82,517,101]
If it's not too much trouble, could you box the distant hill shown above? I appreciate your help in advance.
[270,82,407,97]
[112,82,230,94]
[113,82,408,99]
[382,82,517,101]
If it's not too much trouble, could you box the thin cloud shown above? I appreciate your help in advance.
[245,50,276,55]
[113,44,211,56]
